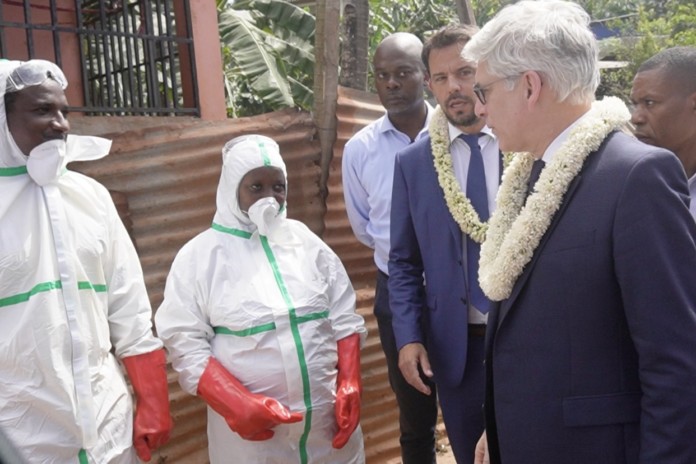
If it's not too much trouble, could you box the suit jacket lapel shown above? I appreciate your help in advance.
[443,181,464,255]
[426,141,464,256]
[497,171,583,327]
[441,148,504,256]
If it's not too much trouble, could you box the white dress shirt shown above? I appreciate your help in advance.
[447,123,501,324]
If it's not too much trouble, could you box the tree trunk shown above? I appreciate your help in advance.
[454,0,477,26]
[313,0,341,224]
[338,0,369,90]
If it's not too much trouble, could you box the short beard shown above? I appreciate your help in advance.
[445,110,480,129]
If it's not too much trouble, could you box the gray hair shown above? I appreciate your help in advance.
[463,0,600,105]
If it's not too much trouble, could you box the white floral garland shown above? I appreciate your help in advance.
[430,106,491,243]
[479,97,630,301]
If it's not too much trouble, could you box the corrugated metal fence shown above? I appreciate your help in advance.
[324,87,404,463]
[70,87,406,463]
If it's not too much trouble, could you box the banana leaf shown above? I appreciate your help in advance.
[287,76,313,110]
[219,8,294,109]
[239,0,316,41]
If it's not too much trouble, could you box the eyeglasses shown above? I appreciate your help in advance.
[6,59,68,93]
[473,76,513,105]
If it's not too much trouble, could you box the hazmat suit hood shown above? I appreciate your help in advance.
[0,60,27,168]
[0,59,111,175]
[213,134,288,233]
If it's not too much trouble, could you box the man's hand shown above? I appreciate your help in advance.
[398,342,433,395]
[475,431,489,464]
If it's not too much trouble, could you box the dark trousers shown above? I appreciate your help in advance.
[437,335,486,464]
[376,271,438,464]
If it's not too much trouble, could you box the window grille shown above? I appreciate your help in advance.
[0,0,199,116]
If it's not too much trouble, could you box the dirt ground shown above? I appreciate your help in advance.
[384,425,458,464]
[435,433,458,464]
[438,449,458,463]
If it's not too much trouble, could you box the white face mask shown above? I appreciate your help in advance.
[246,197,282,236]
[26,135,112,186]
[27,139,66,186]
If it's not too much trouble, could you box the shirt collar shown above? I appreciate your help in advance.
[378,101,434,140]
[541,109,592,164]
[447,122,496,146]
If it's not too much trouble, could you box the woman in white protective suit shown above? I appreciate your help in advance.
[0,60,172,462]
[155,134,367,463]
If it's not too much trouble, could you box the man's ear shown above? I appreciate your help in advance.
[523,71,543,107]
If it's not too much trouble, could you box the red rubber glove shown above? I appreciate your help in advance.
[197,357,303,440]
[332,333,362,449]
[121,348,173,462]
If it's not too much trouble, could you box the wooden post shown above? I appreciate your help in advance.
[177,0,227,121]
[339,0,369,90]
[313,0,341,235]
[455,0,477,26]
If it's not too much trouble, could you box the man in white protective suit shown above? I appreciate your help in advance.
[155,134,367,464]
[0,59,172,463]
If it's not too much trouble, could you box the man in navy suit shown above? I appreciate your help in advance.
[463,2,696,463]
[389,25,502,464]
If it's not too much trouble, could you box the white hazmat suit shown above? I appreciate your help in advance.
[0,61,163,463]
[155,135,367,463]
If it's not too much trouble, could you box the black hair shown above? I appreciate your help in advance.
[638,46,696,94]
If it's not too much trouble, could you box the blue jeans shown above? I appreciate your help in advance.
[376,271,438,464]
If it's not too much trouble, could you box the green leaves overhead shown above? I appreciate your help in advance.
[218,0,315,117]
[249,0,315,42]
[219,8,294,110]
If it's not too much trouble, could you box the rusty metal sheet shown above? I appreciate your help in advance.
[323,86,403,463]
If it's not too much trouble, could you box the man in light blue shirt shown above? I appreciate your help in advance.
[342,33,437,464]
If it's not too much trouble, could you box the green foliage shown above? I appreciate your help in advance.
[368,0,459,47]
[375,0,695,103]
[367,0,459,90]
[472,0,512,25]
[597,1,696,101]
[218,0,315,117]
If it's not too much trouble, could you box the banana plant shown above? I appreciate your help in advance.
[218,0,315,117]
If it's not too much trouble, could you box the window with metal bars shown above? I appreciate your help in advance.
[0,0,199,116]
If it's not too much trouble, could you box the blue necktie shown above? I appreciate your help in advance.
[526,159,546,199]
[461,133,491,313]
